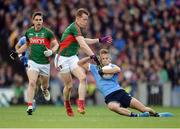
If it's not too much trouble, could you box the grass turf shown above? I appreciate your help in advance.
[0,105,179,128]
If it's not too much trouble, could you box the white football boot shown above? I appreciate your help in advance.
[41,86,50,101]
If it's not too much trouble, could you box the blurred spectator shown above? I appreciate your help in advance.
[4,64,13,87]
[11,73,25,105]
[0,63,6,87]
[113,31,126,52]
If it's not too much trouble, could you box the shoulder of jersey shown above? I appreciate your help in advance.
[43,27,53,33]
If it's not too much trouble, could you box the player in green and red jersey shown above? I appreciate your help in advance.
[54,8,112,116]
[10,12,59,115]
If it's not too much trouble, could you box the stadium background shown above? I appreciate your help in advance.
[0,0,180,108]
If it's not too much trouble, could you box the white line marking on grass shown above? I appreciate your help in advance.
[1,128,180,129]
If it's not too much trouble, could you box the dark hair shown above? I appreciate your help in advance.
[75,8,89,18]
[32,11,43,19]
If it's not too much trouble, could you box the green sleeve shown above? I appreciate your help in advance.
[70,24,82,37]
[47,29,55,40]
[24,31,29,42]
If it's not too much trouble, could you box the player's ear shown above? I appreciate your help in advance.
[32,19,35,25]
[109,55,112,62]
[76,16,80,22]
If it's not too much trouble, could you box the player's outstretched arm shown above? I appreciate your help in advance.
[85,36,112,44]
[102,65,121,74]
[84,38,99,44]
[78,57,91,71]
[99,35,112,44]
[84,35,112,45]
[76,36,102,66]
[78,57,91,66]
[76,36,94,56]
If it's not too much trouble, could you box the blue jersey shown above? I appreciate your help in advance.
[89,64,122,97]
[17,36,28,67]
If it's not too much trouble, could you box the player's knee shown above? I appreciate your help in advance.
[29,80,36,88]
[78,73,86,82]
[64,81,73,89]
[107,102,118,111]
[64,86,72,92]
[68,87,72,92]
[64,79,72,86]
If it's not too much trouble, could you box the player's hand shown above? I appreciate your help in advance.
[9,50,18,60]
[90,55,101,66]
[44,49,53,57]
[99,35,112,44]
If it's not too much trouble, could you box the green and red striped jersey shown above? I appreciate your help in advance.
[57,22,87,57]
[25,26,55,64]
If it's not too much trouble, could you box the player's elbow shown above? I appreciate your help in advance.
[114,67,121,73]
[117,67,121,72]
[79,43,87,50]
[15,44,20,50]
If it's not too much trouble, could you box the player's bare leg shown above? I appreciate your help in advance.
[60,73,74,117]
[36,75,42,93]
[32,75,42,112]
[26,70,39,115]
[107,102,150,117]
[107,102,131,116]
[130,97,158,116]
[72,66,86,114]
[40,75,50,101]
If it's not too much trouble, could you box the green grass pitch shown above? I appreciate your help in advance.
[0,105,179,128]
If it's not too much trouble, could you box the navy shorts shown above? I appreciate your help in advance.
[105,89,132,108]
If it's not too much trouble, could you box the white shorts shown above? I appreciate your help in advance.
[54,54,79,73]
[27,60,50,77]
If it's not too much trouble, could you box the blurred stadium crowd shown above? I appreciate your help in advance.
[0,0,180,106]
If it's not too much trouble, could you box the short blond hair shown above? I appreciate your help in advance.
[99,49,109,56]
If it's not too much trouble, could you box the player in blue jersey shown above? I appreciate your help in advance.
[78,49,159,117]
[15,36,28,68]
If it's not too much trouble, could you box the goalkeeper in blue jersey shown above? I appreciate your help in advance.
[78,49,160,117]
